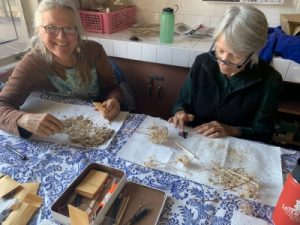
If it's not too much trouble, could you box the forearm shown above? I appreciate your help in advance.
[0,106,27,136]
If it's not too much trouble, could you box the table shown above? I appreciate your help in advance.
[0,97,299,225]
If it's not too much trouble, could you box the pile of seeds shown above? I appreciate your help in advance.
[148,124,168,144]
[62,115,114,147]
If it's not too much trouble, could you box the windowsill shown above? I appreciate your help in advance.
[0,40,28,63]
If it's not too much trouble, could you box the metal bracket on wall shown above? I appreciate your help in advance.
[147,75,164,98]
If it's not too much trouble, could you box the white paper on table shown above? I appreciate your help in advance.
[231,211,269,225]
[117,116,283,206]
[117,116,174,168]
[227,138,283,206]
[0,95,128,149]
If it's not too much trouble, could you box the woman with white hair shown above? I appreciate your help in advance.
[0,0,122,138]
[169,5,282,143]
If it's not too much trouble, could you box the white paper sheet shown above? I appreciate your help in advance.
[0,95,128,149]
[231,211,269,225]
[117,116,283,206]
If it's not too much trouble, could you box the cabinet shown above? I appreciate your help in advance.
[111,57,189,120]
[273,82,300,149]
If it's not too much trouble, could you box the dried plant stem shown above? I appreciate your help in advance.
[174,142,198,159]
[222,179,252,191]
[213,165,259,189]
[144,160,191,175]
[135,130,150,135]
[224,168,259,188]
[211,162,259,196]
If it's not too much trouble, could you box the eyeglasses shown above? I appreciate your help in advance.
[208,42,253,69]
[42,25,77,35]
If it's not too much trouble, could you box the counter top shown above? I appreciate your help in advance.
[86,28,300,84]
[86,27,213,68]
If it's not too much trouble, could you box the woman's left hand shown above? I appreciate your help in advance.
[194,121,240,138]
[101,98,120,121]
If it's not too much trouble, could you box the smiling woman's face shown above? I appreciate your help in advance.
[39,7,78,65]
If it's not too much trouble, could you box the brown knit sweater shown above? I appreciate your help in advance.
[0,40,122,136]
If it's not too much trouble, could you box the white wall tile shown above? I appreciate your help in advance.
[271,57,290,80]
[157,46,173,65]
[142,44,157,63]
[285,62,300,83]
[131,0,297,27]
[172,48,189,67]
[97,39,114,56]
[113,41,128,58]
[194,40,213,52]
[127,42,142,60]
[136,12,160,24]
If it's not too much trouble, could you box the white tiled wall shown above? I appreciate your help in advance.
[131,0,300,27]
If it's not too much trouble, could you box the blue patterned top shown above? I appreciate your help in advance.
[48,67,100,99]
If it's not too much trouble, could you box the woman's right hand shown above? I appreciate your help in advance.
[17,113,63,138]
[168,111,194,130]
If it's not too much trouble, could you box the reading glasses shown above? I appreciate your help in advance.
[42,25,77,35]
[208,42,253,69]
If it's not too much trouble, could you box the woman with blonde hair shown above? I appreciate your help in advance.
[0,0,122,138]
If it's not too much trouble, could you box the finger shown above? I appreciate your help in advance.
[103,106,118,121]
[103,99,116,112]
[173,117,180,128]
[178,119,185,130]
[207,131,221,138]
[45,118,63,131]
[38,120,61,134]
[43,114,63,128]
[193,126,202,134]
[168,117,174,123]
[193,124,208,134]
[187,114,194,122]
[103,103,112,111]
[35,125,56,138]
[202,127,218,136]
[93,102,106,113]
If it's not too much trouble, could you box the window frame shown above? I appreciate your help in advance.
[0,0,39,66]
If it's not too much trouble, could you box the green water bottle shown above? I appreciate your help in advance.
[160,7,175,44]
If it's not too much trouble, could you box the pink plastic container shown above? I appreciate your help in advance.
[79,6,136,34]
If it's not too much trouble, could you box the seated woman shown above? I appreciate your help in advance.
[169,5,283,143]
[0,0,123,138]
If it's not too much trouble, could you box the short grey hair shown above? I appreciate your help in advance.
[29,0,84,63]
[213,5,268,64]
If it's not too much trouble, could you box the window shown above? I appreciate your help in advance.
[0,0,29,65]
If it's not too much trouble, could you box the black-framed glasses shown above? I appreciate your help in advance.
[208,42,253,69]
[42,25,77,35]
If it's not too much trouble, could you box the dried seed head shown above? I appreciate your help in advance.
[62,116,114,147]
[144,159,158,167]
[148,124,168,144]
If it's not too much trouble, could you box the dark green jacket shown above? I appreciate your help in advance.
[172,53,283,143]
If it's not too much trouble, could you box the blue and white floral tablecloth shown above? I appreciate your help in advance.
[0,95,299,225]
